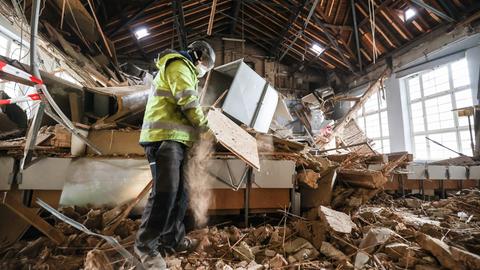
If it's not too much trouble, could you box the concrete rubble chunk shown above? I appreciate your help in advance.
[166,257,183,270]
[318,205,357,233]
[415,233,463,270]
[384,243,414,259]
[292,245,319,262]
[264,249,276,257]
[268,254,288,269]
[233,241,255,262]
[246,260,264,270]
[354,227,397,269]
[284,237,311,253]
[320,241,349,262]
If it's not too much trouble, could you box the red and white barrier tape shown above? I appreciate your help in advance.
[0,60,45,105]
[0,93,41,105]
[0,60,43,85]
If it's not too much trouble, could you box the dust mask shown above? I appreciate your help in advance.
[196,63,208,78]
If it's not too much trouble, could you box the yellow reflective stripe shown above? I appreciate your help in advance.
[181,100,200,111]
[174,90,197,100]
[142,121,195,133]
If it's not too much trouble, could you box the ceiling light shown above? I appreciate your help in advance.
[134,28,150,40]
[404,8,416,21]
[311,43,325,55]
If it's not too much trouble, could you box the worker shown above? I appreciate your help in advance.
[134,41,215,269]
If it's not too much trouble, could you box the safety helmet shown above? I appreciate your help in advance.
[187,41,216,70]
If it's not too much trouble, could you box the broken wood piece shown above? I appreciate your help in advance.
[102,179,153,235]
[2,192,65,245]
[211,89,228,108]
[52,125,71,148]
[338,168,387,189]
[318,206,357,234]
[415,233,463,270]
[84,249,114,270]
[297,169,320,189]
[450,246,480,270]
[300,169,337,208]
[381,153,408,176]
[207,109,260,170]
[319,68,390,146]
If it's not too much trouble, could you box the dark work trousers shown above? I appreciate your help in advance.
[135,140,188,255]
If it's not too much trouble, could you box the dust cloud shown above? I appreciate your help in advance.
[185,135,215,227]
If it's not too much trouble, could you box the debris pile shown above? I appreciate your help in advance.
[2,189,479,269]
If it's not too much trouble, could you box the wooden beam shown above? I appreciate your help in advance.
[108,0,159,36]
[2,192,66,245]
[351,0,362,71]
[410,0,455,22]
[172,0,187,50]
[271,0,308,58]
[86,0,113,58]
[312,14,357,73]
[278,0,320,61]
[230,0,242,33]
[207,0,218,36]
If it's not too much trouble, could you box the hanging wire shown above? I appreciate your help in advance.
[241,0,244,57]
[368,0,378,64]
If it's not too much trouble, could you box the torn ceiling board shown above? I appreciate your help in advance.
[84,85,150,97]
[207,109,260,170]
[340,120,376,155]
[51,0,98,43]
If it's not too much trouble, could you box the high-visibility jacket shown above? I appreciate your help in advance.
[140,50,207,146]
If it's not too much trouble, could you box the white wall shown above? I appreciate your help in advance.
[385,76,412,153]
[466,46,480,105]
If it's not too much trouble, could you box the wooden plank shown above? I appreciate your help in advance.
[338,168,387,189]
[385,178,478,191]
[249,188,290,209]
[68,93,81,123]
[2,192,65,245]
[86,130,143,155]
[207,109,260,170]
[0,204,33,248]
[207,0,218,36]
[209,188,290,210]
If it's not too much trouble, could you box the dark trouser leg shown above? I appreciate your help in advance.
[160,155,189,248]
[135,141,186,255]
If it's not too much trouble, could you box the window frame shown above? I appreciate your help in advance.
[405,59,473,160]
[355,90,390,153]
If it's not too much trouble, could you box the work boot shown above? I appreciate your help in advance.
[134,246,167,269]
[175,237,198,252]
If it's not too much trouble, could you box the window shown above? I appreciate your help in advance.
[405,58,474,160]
[355,91,390,153]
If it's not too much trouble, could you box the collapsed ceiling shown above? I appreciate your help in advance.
[101,0,480,74]
[6,0,480,83]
